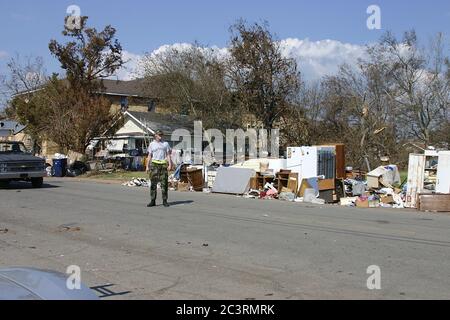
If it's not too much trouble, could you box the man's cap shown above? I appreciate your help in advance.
[154,130,164,136]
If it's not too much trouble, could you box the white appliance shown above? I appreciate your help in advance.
[287,147,318,180]
[436,151,450,194]
[287,146,337,192]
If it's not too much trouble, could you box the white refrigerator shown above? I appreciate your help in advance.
[286,147,319,189]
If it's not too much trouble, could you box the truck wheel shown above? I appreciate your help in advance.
[31,178,44,188]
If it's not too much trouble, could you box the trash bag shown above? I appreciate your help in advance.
[66,161,88,177]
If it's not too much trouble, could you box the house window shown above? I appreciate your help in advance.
[148,100,156,112]
[121,97,129,111]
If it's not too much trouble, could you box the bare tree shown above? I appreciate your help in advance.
[141,44,241,130]
[228,20,301,131]
[377,31,448,147]
[1,55,48,118]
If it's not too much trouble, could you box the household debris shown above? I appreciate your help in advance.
[406,150,450,210]
[58,223,81,232]
[122,178,150,187]
[417,193,450,212]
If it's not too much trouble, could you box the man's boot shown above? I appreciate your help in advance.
[163,200,170,208]
[147,201,156,207]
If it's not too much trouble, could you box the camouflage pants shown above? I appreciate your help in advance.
[150,163,169,202]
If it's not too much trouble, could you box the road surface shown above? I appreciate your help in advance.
[1,178,450,299]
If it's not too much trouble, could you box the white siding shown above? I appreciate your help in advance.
[115,119,144,135]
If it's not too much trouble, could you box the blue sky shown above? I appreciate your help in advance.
[1,0,449,80]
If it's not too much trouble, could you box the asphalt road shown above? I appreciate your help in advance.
[1,178,450,299]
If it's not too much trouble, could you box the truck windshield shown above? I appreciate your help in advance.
[0,142,28,154]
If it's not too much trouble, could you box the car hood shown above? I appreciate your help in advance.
[0,268,99,300]
[0,154,44,162]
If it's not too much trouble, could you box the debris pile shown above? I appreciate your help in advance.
[122,178,150,187]
[340,165,406,209]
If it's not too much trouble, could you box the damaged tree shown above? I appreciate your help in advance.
[10,16,125,155]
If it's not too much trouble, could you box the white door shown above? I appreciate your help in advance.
[406,154,425,208]
[436,151,450,194]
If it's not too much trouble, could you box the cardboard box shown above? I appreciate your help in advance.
[318,178,335,191]
[381,195,395,204]
[356,197,369,208]
[177,182,190,192]
[340,197,358,206]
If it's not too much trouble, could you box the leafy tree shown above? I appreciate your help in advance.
[9,16,125,155]
[141,44,241,131]
[49,16,124,90]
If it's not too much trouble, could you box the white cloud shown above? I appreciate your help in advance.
[279,38,366,82]
[0,51,8,60]
[112,50,142,81]
[115,38,367,83]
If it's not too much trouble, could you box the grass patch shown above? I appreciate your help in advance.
[80,171,149,181]
[400,170,408,185]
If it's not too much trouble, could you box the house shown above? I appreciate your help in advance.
[98,79,158,114]
[10,78,162,160]
[89,111,196,159]
[0,120,34,149]
[0,120,26,138]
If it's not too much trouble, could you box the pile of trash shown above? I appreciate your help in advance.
[122,178,150,187]
[340,165,406,209]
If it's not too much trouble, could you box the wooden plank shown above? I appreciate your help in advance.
[406,154,426,208]
[334,144,346,179]
[287,173,299,192]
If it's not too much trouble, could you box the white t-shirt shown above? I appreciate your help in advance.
[148,141,171,161]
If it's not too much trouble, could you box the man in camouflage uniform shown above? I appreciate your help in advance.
[146,130,173,208]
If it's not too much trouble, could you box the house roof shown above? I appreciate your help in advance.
[0,120,26,135]
[12,78,152,99]
[100,79,151,98]
[126,111,195,135]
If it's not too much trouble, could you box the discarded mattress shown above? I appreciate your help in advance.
[212,167,256,195]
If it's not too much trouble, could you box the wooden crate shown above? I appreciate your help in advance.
[418,193,450,212]
[180,168,203,191]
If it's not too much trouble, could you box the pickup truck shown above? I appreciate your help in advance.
[0,141,46,188]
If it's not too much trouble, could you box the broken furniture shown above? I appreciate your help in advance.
[417,193,450,212]
[180,165,204,191]
[275,170,298,192]
[250,172,276,191]
[366,165,401,189]
[406,150,450,208]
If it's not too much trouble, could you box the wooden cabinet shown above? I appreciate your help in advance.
[180,166,203,191]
